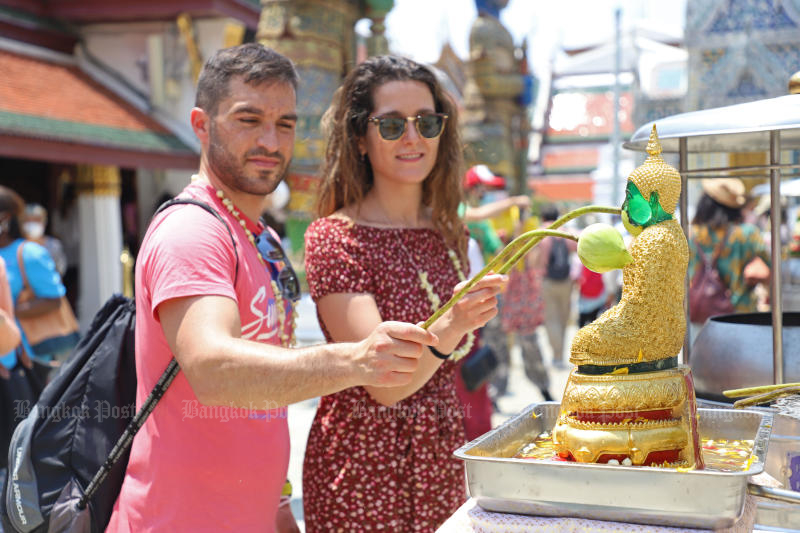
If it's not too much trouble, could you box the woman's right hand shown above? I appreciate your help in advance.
[431,274,506,353]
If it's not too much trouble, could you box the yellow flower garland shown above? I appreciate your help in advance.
[418,250,475,362]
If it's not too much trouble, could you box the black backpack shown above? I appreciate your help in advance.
[1,199,238,533]
[546,238,570,280]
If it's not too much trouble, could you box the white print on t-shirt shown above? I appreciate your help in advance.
[240,285,279,342]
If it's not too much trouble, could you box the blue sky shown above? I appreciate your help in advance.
[382,0,687,76]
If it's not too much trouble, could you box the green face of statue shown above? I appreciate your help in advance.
[621,181,672,236]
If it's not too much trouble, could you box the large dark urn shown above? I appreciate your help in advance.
[691,312,800,401]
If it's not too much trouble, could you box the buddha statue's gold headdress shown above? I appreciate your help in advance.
[626,126,681,215]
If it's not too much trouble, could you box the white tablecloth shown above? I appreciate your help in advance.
[436,496,757,533]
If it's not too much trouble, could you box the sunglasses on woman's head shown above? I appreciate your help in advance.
[254,231,301,303]
[367,113,448,141]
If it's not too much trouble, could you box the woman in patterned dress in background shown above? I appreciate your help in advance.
[689,178,770,340]
[302,56,506,532]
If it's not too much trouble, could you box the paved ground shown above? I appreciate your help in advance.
[287,295,578,531]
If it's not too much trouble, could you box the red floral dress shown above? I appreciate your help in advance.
[500,265,544,335]
[302,216,468,532]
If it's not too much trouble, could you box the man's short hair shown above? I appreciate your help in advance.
[195,43,299,117]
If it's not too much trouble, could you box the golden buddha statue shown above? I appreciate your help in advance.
[553,126,704,468]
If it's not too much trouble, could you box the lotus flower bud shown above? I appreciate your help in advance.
[577,223,633,273]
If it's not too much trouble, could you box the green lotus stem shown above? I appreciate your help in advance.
[733,386,800,408]
[499,205,622,274]
[421,205,622,330]
[499,230,577,273]
[724,382,800,398]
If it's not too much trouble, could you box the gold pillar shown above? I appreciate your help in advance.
[76,164,121,197]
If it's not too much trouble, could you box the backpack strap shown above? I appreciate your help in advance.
[78,358,180,508]
[695,227,732,285]
[15,241,28,290]
[78,197,239,509]
[154,197,240,286]
[14,241,35,301]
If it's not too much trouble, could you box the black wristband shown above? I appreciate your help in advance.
[428,346,452,360]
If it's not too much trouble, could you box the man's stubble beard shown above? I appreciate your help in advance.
[207,123,291,197]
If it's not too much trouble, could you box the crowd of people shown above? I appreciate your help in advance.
[0,43,784,532]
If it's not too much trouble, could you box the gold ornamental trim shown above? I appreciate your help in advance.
[560,368,688,413]
[258,0,358,45]
[260,0,358,20]
[75,165,121,197]
[560,416,681,431]
[258,39,343,72]
[176,13,202,83]
[552,419,689,464]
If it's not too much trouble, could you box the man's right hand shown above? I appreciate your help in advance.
[353,322,439,387]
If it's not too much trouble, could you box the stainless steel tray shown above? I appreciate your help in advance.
[698,399,800,531]
[753,409,800,531]
[454,402,773,529]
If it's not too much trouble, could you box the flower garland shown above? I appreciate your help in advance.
[418,249,475,362]
[215,188,296,347]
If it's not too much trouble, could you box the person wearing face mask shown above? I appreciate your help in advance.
[22,204,67,277]
[0,187,72,367]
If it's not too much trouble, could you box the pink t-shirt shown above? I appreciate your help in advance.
[107,181,292,532]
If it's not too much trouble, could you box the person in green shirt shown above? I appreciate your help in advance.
[461,165,529,261]
[460,165,530,400]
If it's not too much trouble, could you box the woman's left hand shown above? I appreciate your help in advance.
[434,274,506,352]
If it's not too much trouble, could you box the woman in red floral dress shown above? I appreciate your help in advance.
[303,56,505,532]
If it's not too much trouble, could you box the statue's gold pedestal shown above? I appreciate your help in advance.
[553,365,703,468]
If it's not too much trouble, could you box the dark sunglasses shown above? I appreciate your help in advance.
[367,113,448,141]
[254,231,301,303]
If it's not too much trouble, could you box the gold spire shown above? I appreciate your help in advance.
[790,70,800,95]
[646,124,663,157]
[625,123,681,215]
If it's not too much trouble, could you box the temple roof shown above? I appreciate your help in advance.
[3,0,261,29]
[0,45,197,168]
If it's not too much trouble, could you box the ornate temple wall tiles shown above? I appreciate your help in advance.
[685,0,800,111]
[257,0,365,217]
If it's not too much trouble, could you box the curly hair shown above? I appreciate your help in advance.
[315,55,466,255]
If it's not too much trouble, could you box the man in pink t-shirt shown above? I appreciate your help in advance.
[107,44,438,533]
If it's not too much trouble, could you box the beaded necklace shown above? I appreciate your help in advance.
[214,187,296,348]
